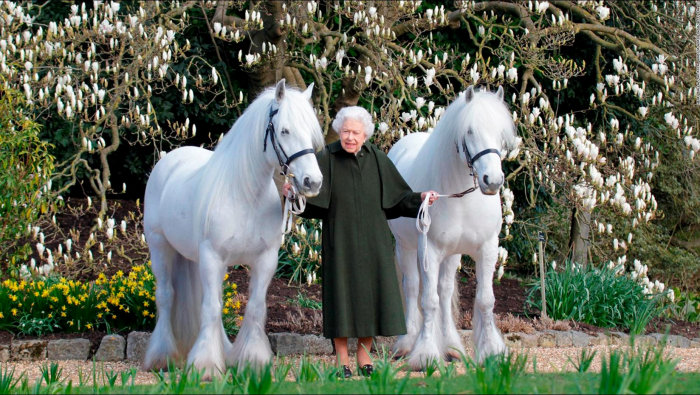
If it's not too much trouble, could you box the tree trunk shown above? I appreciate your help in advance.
[569,208,591,266]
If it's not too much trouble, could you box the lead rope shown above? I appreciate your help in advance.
[282,175,307,234]
[416,172,480,272]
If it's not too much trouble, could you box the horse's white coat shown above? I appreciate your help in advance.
[142,81,323,378]
[388,86,518,370]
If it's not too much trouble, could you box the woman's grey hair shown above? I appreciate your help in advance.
[332,106,375,138]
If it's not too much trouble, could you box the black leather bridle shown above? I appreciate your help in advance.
[449,135,500,197]
[263,107,315,176]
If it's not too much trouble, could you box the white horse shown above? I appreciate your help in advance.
[388,86,518,370]
[142,80,324,378]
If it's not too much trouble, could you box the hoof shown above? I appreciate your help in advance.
[444,351,461,362]
[393,351,407,361]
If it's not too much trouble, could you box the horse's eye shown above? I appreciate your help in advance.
[281,128,290,135]
[467,129,473,135]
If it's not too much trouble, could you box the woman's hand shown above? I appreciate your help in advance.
[282,182,293,198]
[421,191,439,206]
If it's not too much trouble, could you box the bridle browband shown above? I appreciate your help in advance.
[263,107,315,176]
[459,137,500,169]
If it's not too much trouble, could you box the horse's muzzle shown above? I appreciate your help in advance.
[298,176,322,197]
[479,173,503,195]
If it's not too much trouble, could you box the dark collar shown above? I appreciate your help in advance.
[328,140,371,154]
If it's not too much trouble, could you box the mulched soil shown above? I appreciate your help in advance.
[228,267,700,339]
[2,197,698,346]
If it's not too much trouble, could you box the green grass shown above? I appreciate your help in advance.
[0,346,698,394]
[287,291,322,310]
[526,261,667,334]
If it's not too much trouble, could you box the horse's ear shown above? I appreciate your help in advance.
[465,86,475,103]
[275,79,287,102]
[496,86,504,101]
[302,82,314,102]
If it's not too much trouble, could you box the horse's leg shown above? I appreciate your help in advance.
[142,233,181,371]
[438,254,466,361]
[406,240,443,370]
[187,240,227,379]
[228,247,276,368]
[392,245,421,359]
[472,236,507,362]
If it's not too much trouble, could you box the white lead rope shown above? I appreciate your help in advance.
[282,180,306,234]
[416,194,437,273]
[416,191,471,272]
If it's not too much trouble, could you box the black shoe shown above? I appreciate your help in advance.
[337,365,352,379]
[360,364,374,377]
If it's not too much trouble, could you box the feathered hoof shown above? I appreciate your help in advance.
[229,337,273,370]
[406,351,442,372]
[475,343,508,363]
[142,349,183,372]
[392,351,408,361]
[391,335,416,360]
[189,359,225,382]
[142,356,169,372]
[443,350,462,362]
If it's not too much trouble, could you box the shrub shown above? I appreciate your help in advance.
[277,218,321,284]
[526,261,667,334]
[0,84,56,269]
[0,263,242,335]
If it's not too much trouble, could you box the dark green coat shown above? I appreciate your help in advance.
[301,140,422,339]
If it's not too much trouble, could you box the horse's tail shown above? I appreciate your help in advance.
[170,256,202,357]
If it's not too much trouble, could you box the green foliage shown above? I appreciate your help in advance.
[287,291,322,310]
[0,365,21,395]
[465,353,528,394]
[277,219,322,284]
[0,264,242,335]
[363,351,410,394]
[0,351,696,393]
[230,363,278,394]
[0,84,56,268]
[293,355,323,383]
[633,224,700,292]
[526,261,667,333]
[569,348,597,373]
[665,289,700,322]
[599,345,677,394]
[38,363,63,387]
[16,314,59,336]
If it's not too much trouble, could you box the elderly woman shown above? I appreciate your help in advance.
[286,106,437,378]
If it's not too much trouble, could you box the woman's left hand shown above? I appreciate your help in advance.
[421,191,439,206]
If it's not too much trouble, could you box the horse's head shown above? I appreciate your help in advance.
[456,86,517,195]
[266,79,324,197]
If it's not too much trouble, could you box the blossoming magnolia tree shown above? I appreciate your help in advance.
[0,1,698,293]
[203,0,699,289]
[0,1,236,217]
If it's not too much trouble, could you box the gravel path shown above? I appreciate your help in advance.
[4,345,700,386]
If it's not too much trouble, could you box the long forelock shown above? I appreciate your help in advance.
[414,89,516,184]
[465,91,517,148]
[275,90,324,151]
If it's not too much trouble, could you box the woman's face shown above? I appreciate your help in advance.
[339,118,367,154]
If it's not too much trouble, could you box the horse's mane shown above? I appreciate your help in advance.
[412,88,516,190]
[193,86,323,239]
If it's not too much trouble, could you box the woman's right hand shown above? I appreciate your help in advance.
[282,182,293,198]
